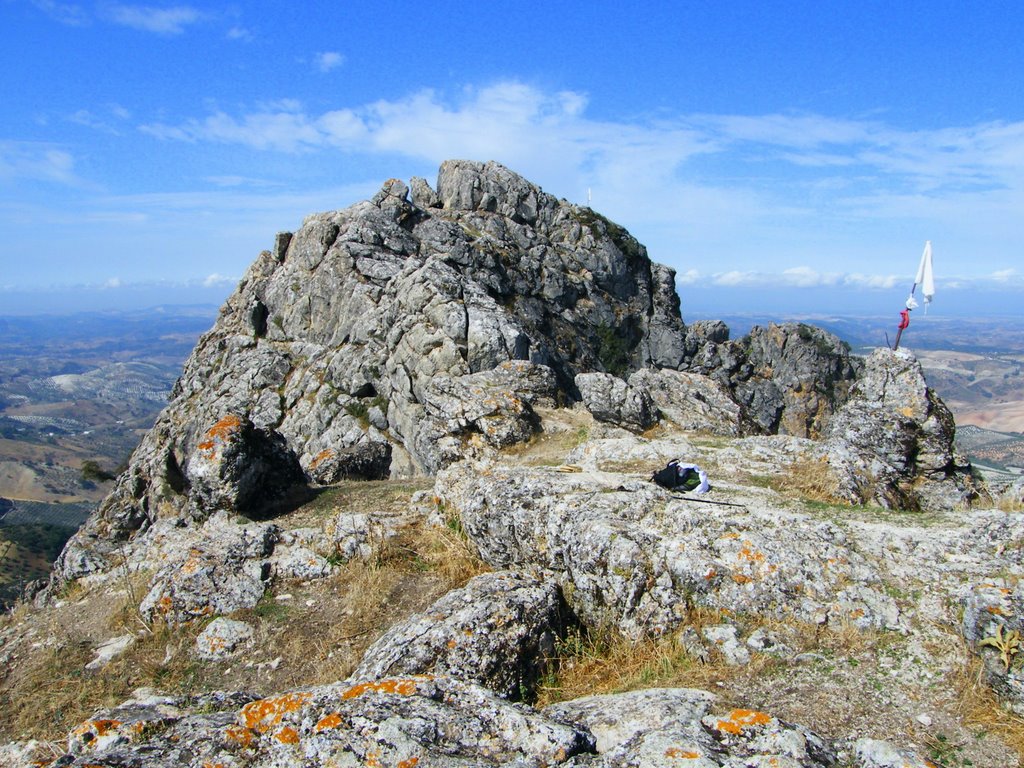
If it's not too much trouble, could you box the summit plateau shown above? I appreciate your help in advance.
[1,161,1022,768]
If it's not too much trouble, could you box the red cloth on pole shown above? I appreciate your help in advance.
[898,309,911,330]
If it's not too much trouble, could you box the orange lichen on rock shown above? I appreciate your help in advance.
[664,747,701,758]
[315,713,343,732]
[72,719,124,740]
[737,543,765,563]
[341,679,421,700]
[732,573,753,585]
[397,758,420,768]
[714,709,772,735]
[197,414,244,456]
[224,725,255,748]
[275,726,300,745]
[309,449,336,469]
[241,692,313,732]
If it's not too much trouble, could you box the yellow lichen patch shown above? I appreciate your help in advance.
[241,692,313,733]
[365,748,382,768]
[900,406,915,418]
[310,449,336,469]
[722,532,741,540]
[665,747,701,759]
[714,708,772,735]
[397,758,420,768]
[203,763,226,768]
[986,605,1007,616]
[849,608,865,619]
[315,713,343,732]
[341,679,421,700]
[224,724,256,748]
[275,726,300,745]
[732,573,753,585]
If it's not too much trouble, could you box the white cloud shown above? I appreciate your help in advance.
[844,273,902,290]
[30,0,89,26]
[675,269,701,285]
[103,4,204,34]
[0,141,80,185]
[117,81,1024,287]
[203,273,234,288]
[103,277,123,288]
[315,52,344,73]
[992,268,1016,282]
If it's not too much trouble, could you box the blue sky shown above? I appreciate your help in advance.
[2,0,1023,317]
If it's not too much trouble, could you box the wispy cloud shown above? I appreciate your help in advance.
[226,25,253,42]
[314,51,344,73]
[102,4,205,34]
[202,273,235,288]
[30,0,89,26]
[0,141,80,185]
[69,105,132,134]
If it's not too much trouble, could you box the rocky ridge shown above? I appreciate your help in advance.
[1,161,1019,767]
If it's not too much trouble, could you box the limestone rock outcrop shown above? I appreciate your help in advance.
[54,160,690,580]
[436,458,904,639]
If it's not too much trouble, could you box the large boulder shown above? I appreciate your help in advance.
[575,372,659,432]
[137,512,277,625]
[960,580,1024,714]
[628,367,743,435]
[184,413,306,517]
[353,570,570,700]
[824,348,977,510]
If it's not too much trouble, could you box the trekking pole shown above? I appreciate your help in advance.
[669,493,748,510]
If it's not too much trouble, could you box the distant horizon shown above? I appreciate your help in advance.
[2,281,1023,322]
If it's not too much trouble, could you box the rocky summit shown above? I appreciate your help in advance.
[1,161,1021,767]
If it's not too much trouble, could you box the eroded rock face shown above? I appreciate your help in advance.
[353,570,570,700]
[824,348,976,510]
[55,161,689,579]
[685,322,860,438]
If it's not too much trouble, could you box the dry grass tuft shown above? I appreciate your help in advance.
[997,495,1024,514]
[536,626,734,706]
[953,657,1024,765]
[0,617,206,741]
[776,456,846,505]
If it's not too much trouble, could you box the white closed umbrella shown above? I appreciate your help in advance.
[913,240,935,313]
